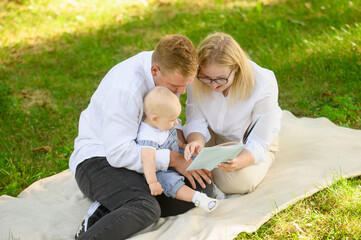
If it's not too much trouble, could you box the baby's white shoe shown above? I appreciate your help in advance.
[194,193,218,212]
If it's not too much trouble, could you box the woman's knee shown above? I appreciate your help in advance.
[213,169,259,194]
[228,176,257,194]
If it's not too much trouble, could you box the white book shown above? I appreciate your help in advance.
[186,116,261,171]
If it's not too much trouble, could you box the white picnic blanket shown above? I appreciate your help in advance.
[1,111,361,240]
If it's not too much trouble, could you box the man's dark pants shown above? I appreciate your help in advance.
[75,156,213,240]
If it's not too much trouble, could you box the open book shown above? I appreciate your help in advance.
[186,116,261,171]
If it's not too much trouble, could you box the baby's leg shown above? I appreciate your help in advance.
[175,185,195,202]
[175,185,218,212]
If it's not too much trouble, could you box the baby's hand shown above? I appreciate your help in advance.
[184,141,204,161]
[149,181,164,196]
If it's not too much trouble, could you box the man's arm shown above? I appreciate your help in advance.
[169,150,212,189]
[99,86,174,173]
[101,88,144,171]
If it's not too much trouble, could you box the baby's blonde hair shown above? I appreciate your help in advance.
[152,34,198,77]
[193,32,255,104]
[144,86,181,119]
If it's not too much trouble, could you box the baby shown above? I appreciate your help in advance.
[137,86,219,212]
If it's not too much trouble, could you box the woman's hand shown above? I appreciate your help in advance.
[217,149,255,172]
[217,159,240,172]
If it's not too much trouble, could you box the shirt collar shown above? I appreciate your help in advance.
[143,51,155,90]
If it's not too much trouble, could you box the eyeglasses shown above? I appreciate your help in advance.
[197,68,234,85]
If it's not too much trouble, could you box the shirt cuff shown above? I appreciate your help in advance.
[155,149,170,171]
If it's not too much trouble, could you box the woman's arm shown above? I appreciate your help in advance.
[186,132,206,152]
[243,68,282,164]
[215,142,255,172]
[176,129,187,150]
[183,86,211,143]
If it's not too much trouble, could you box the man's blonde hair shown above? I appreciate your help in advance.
[144,86,181,118]
[152,34,198,77]
[192,32,255,104]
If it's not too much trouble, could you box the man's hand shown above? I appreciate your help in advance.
[149,181,164,196]
[169,151,212,189]
[184,141,204,161]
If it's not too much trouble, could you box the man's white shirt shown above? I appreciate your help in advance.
[69,51,173,174]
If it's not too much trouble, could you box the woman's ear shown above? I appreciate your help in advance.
[151,114,159,123]
[235,65,240,74]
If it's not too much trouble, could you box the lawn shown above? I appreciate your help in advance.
[1,0,360,238]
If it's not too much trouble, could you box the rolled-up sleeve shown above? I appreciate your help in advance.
[183,86,211,142]
[155,149,170,170]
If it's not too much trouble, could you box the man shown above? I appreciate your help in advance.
[70,34,213,239]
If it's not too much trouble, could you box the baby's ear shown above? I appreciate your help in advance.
[151,114,159,123]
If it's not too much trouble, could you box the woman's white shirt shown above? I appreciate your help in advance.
[183,61,282,164]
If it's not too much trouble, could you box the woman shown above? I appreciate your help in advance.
[183,32,282,194]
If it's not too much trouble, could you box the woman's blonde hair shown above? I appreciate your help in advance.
[152,34,198,77]
[193,32,255,104]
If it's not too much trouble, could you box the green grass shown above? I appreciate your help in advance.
[1,0,360,238]
[236,176,361,239]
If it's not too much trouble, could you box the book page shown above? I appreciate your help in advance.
[186,144,244,171]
